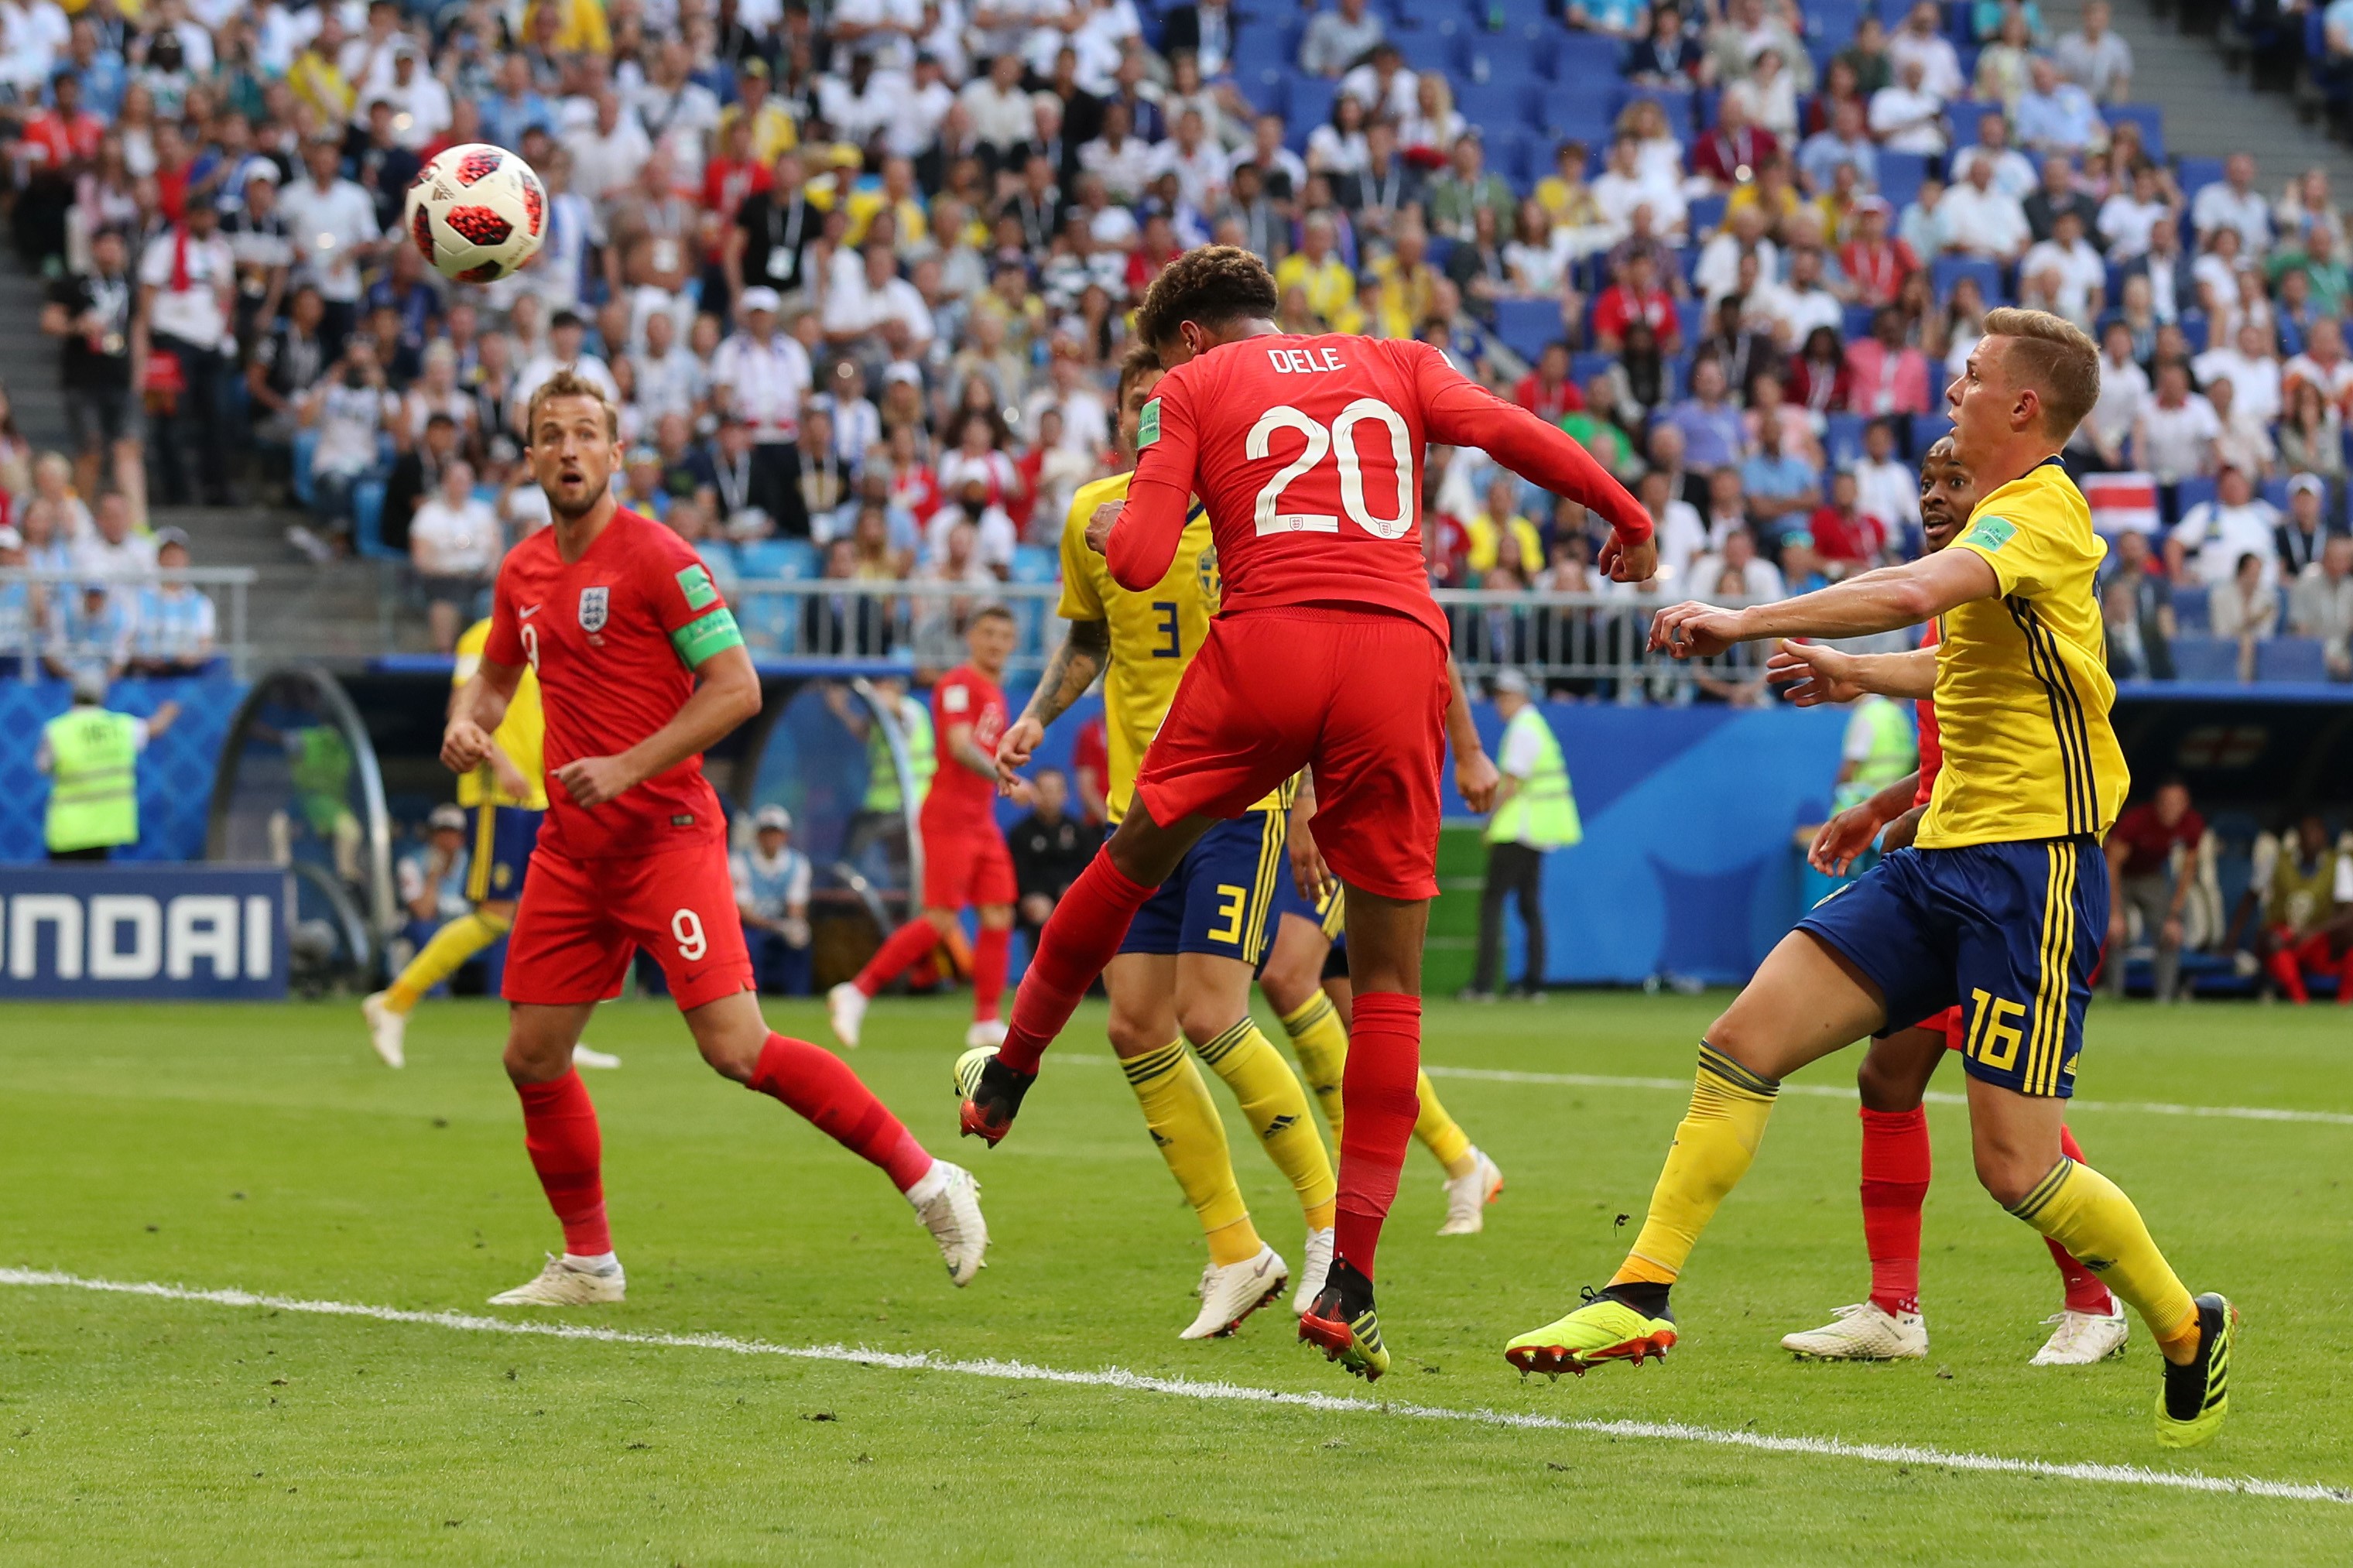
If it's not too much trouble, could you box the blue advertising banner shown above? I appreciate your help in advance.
[0,865,291,999]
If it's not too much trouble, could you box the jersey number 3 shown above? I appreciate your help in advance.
[1247,400,1415,541]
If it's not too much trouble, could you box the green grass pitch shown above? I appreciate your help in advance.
[1,992,2348,1563]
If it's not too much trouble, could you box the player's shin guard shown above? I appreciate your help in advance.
[2008,1157,2198,1357]
[1412,1072,1473,1174]
[2045,1125,2117,1313]
[1125,1040,1259,1265]
[1858,1105,1930,1316]
[971,925,1010,1022]
[1612,1042,1780,1289]
[856,919,942,997]
[748,1033,933,1192]
[1197,1019,1336,1229]
[1279,991,1350,1136]
[998,852,1156,1074]
[516,1069,610,1257]
[1331,991,1420,1280]
[388,909,511,1012]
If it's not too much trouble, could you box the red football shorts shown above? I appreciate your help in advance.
[2275,925,2338,974]
[1134,607,1448,900]
[921,823,1017,909]
[503,838,752,1011]
[1936,1003,1965,1052]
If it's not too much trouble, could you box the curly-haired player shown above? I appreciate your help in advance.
[957,245,1656,1379]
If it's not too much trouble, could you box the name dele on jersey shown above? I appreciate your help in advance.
[1137,347,1347,451]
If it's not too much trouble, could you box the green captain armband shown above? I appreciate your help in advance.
[671,605,745,667]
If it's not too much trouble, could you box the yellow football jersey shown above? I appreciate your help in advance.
[1918,458,2129,848]
[454,617,549,810]
[1059,471,1287,821]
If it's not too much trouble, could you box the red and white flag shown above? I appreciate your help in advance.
[2080,471,2161,536]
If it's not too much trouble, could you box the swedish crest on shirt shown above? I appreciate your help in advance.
[578,585,610,633]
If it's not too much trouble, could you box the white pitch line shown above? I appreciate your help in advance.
[1060,1054,2353,1127]
[4,1267,2344,1508]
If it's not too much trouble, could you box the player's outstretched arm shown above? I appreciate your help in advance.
[998,618,1108,793]
[1104,379,1198,590]
[1651,549,1999,659]
[550,644,763,809]
[1408,345,1656,580]
[1444,656,1500,812]
[1766,642,1940,705]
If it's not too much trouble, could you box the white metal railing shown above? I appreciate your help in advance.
[0,567,258,683]
[724,578,1902,689]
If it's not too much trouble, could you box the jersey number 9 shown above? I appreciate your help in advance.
[1246,399,1415,541]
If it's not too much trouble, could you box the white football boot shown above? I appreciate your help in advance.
[573,1046,623,1070]
[1181,1245,1289,1340]
[1291,1226,1335,1317]
[360,991,407,1069]
[1437,1146,1505,1235]
[964,1018,1008,1049]
[826,982,868,1049]
[488,1254,625,1306]
[1781,1301,1930,1360]
[909,1162,988,1286]
[2030,1303,2130,1365]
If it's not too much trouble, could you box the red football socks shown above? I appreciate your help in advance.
[971,925,1010,1022]
[1331,991,1421,1282]
[997,851,1156,1074]
[516,1070,610,1257]
[2045,1125,2117,1314]
[748,1033,933,1193]
[857,918,942,997]
[2339,950,2353,1005]
[1858,1105,1930,1317]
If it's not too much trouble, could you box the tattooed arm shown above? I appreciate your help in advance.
[994,617,1110,793]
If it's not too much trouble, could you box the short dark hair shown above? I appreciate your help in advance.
[1115,340,1161,407]
[1133,244,1279,350]
[969,603,1017,631]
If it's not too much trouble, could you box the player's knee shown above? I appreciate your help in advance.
[1972,1145,2045,1210]
[922,907,958,936]
[1855,1053,1920,1113]
[1105,1011,1164,1058]
[1258,953,1314,1014]
[502,1033,568,1085]
[977,904,1014,932]
[694,1028,765,1084]
[1174,998,1232,1049]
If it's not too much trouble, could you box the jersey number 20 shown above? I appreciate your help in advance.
[1247,399,1415,540]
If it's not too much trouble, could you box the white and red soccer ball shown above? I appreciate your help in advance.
[403,143,546,284]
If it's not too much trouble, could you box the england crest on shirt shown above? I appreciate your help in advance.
[578,585,609,633]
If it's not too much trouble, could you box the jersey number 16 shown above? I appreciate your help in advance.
[1248,399,1415,541]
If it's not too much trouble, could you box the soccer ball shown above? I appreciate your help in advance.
[403,143,546,284]
[953,1046,995,1100]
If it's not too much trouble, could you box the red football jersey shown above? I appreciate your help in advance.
[923,662,1007,834]
[1112,334,1650,645]
[485,508,742,858]
[1913,619,1942,809]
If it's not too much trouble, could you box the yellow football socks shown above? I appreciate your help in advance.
[1122,1040,1260,1266]
[1611,1042,1781,1288]
[1278,992,1350,1135]
[1413,1073,1476,1178]
[2009,1157,2200,1361]
[385,909,511,1013]
[1197,1019,1337,1231]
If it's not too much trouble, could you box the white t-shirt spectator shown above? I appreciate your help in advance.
[410,491,503,577]
[1650,498,1707,587]
[1685,550,1786,601]
[2190,182,2273,253]
[513,352,622,428]
[820,254,937,345]
[710,332,813,443]
[563,111,652,205]
[276,175,381,303]
[1867,83,1948,156]
[2136,394,2221,484]
[2174,498,2283,589]
[923,502,1017,573]
[310,381,397,478]
[2194,345,2283,426]
[138,227,235,346]
[1938,183,2031,258]
[1888,30,1964,100]
[72,527,159,583]
[2098,190,2169,260]
[2019,235,2105,324]
[2083,356,2150,454]
[1855,454,1922,536]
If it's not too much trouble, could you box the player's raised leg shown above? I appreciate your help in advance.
[1509,930,1885,1375]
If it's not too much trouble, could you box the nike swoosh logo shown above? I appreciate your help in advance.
[519,604,541,619]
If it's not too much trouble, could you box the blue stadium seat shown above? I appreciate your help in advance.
[1482,127,1533,184]
[1550,33,1626,87]
[2172,475,2218,525]
[2175,156,2226,203]
[735,591,792,653]
[1825,413,1870,468]
[2261,478,2291,512]
[1908,413,1954,457]
[1570,350,1615,387]
[1287,77,1338,149]
[2256,637,2329,684]
[2180,314,2209,353]
[1878,152,1928,211]
[1842,303,1877,341]
[2104,102,2166,162]
[2166,635,2241,683]
[1687,193,1728,235]
[1931,254,2005,306]
[353,478,396,562]
[737,538,817,580]
[1009,545,1059,585]
[2172,584,2210,632]
[1946,100,2002,146]
[1536,85,1615,142]
[1392,30,1460,76]
[1493,296,1564,364]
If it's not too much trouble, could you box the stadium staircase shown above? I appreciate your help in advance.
[2090,0,2353,189]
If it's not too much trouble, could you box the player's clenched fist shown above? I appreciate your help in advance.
[995,714,1043,794]
[1084,500,1122,556]
[1766,641,1864,707]
[441,716,494,774]
[1455,746,1501,814]
[1647,601,1745,658]
[1598,532,1657,584]
[553,755,639,809]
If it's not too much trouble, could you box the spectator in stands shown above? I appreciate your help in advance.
[2172,464,2283,589]
[1725,43,1798,142]
[1690,93,1778,191]
[1869,53,1949,160]
[2198,320,2285,426]
[1664,356,1748,471]
[45,226,140,508]
[2098,162,2173,262]
[1808,469,1892,576]
[1625,5,1707,86]
[2106,779,2204,1001]
[1739,415,1819,542]
[733,804,813,997]
[2124,214,2194,325]
[1844,306,1931,418]
[2133,358,2221,488]
[2276,166,2348,252]
[1689,525,1783,601]
[1465,474,1545,582]
[1834,14,1894,96]
[1888,4,1964,100]
[2204,377,2279,481]
[2055,1,2134,102]
[1952,114,2038,202]
[132,527,215,674]
[1707,0,1812,97]
[1768,245,1841,348]
[2191,153,2273,255]
[2069,320,2149,473]
[74,492,156,583]
[1513,343,1582,423]
[278,135,380,358]
[1973,7,2036,114]
[407,457,498,651]
[1639,467,1707,585]
[1009,766,1091,945]
[1939,154,2033,265]
[2020,210,2107,330]
[1427,132,1519,248]
[2014,57,2104,159]
[1835,197,1914,310]
[2273,472,2335,579]
[2290,533,2353,680]
[1786,325,1849,416]
[45,580,135,683]
[1300,0,1384,79]
[2209,549,2280,679]
[1796,98,1876,198]
[133,193,235,507]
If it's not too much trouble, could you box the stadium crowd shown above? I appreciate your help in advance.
[0,0,2348,684]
